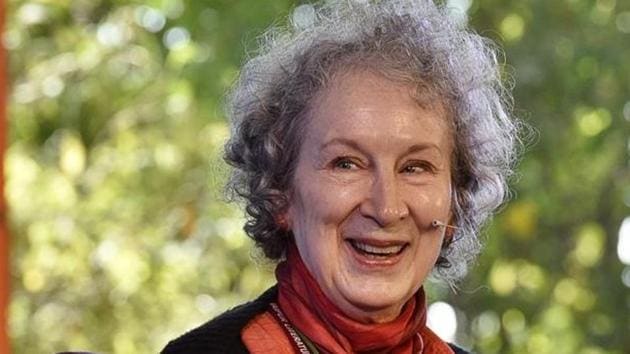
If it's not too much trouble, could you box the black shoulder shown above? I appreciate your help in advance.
[161,286,278,354]
[448,343,472,354]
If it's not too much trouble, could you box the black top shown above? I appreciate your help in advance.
[161,286,470,354]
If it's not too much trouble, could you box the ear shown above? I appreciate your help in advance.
[447,189,457,238]
[272,188,293,231]
[275,212,290,230]
[280,191,295,230]
[444,226,455,242]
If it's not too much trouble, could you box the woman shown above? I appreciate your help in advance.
[163,0,520,353]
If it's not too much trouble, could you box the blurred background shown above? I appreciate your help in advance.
[4,0,630,353]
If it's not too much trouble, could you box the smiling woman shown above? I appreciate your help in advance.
[288,71,452,324]
[162,0,522,353]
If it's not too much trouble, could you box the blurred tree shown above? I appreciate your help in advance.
[1,0,9,352]
[454,0,630,352]
[0,1,10,353]
[4,0,629,353]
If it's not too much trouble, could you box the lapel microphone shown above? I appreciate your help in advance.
[431,219,459,230]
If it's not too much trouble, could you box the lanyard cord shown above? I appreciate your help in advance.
[269,302,426,354]
[269,302,320,354]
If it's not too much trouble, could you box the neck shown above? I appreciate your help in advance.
[274,244,428,353]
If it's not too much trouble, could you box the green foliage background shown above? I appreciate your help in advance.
[5,0,630,353]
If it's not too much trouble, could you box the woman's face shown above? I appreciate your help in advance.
[286,70,453,323]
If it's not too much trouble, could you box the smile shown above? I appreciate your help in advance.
[347,239,408,258]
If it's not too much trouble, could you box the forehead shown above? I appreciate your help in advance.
[304,70,453,151]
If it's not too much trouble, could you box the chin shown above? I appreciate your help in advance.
[338,281,418,322]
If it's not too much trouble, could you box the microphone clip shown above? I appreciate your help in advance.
[431,219,459,230]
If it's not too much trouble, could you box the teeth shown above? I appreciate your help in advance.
[351,240,405,255]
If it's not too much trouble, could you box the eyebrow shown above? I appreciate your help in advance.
[404,142,443,156]
[319,138,366,153]
[319,137,443,156]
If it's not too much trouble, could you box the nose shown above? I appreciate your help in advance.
[360,172,409,227]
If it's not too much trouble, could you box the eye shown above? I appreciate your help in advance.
[402,165,425,174]
[332,157,360,170]
[401,161,434,174]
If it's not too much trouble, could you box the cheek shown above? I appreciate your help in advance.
[288,182,363,276]
[409,182,452,219]
[291,179,365,229]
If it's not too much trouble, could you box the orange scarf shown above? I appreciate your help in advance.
[272,244,454,354]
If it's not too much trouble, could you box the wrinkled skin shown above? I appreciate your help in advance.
[286,70,453,323]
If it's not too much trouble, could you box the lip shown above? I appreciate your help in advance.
[344,237,409,268]
[347,237,408,247]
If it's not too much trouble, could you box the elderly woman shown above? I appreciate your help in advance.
[163,0,519,353]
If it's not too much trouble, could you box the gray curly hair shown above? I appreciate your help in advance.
[224,0,522,282]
